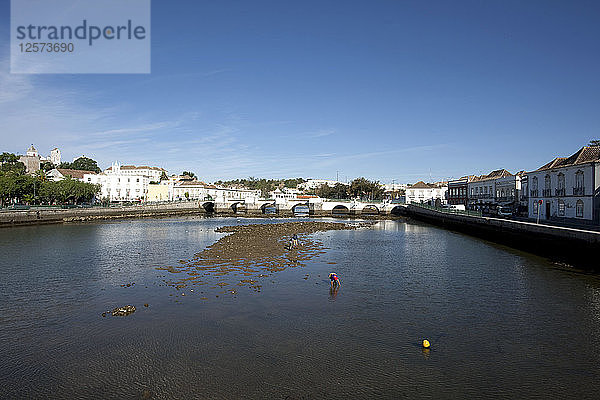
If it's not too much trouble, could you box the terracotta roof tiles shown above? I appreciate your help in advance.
[535,146,600,171]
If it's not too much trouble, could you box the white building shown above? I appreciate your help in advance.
[105,164,166,182]
[384,183,408,192]
[50,148,61,166]
[82,163,151,202]
[467,169,512,208]
[405,181,447,205]
[495,171,525,207]
[47,168,95,182]
[270,188,300,203]
[172,181,210,201]
[528,146,600,223]
[298,179,347,191]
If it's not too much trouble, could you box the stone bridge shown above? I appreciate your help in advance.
[208,198,407,216]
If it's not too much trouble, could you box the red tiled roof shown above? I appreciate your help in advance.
[176,181,208,187]
[471,169,512,182]
[56,169,96,179]
[534,146,600,171]
[106,165,165,171]
[410,181,435,189]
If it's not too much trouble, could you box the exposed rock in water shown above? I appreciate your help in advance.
[111,305,136,316]
[157,220,373,295]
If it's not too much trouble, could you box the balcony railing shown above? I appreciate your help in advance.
[530,189,539,197]
[555,188,565,197]
[542,189,552,197]
[573,187,585,196]
[497,196,514,202]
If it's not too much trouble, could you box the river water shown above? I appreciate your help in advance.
[1,216,599,399]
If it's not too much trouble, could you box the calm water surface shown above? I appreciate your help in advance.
[1,216,599,399]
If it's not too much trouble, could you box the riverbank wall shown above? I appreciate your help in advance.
[404,204,600,268]
[0,202,207,227]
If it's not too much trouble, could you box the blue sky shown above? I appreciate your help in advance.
[1,0,599,183]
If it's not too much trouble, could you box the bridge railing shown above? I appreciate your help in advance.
[411,203,483,217]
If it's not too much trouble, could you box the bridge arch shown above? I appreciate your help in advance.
[201,201,215,213]
[332,204,350,216]
[261,202,277,214]
[230,202,246,214]
[390,205,404,216]
[292,203,310,216]
[361,205,379,215]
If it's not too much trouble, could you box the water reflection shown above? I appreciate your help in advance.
[329,285,340,301]
[2,217,600,399]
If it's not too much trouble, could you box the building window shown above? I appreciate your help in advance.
[557,173,565,190]
[575,170,584,188]
[576,200,584,218]
[556,173,565,196]
[574,170,585,196]
[544,174,551,190]
[558,199,565,217]
[532,177,538,190]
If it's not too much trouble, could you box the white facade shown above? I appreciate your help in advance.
[405,182,447,205]
[495,175,522,205]
[169,182,260,202]
[270,188,300,204]
[173,182,210,201]
[105,163,165,182]
[50,148,61,165]
[298,179,346,191]
[85,172,149,202]
[46,168,92,182]
[468,179,495,205]
[384,183,408,192]
[26,145,38,157]
[528,163,597,221]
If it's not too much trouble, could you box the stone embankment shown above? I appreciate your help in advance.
[404,204,600,268]
[0,202,206,227]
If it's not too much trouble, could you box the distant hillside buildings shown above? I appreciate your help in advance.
[298,179,347,191]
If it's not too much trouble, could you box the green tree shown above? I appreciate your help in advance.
[0,152,26,175]
[316,183,348,199]
[59,157,101,173]
[160,171,169,181]
[182,171,196,179]
[39,161,55,172]
[590,139,600,146]
[283,178,306,188]
[349,177,384,200]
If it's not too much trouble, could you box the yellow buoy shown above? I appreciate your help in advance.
[422,339,430,349]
